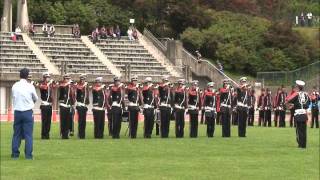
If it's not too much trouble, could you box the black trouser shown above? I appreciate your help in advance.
[206,112,215,137]
[311,108,319,128]
[92,109,105,139]
[155,110,160,136]
[128,106,139,138]
[111,106,122,139]
[189,111,198,138]
[237,107,248,137]
[232,110,238,125]
[200,109,205,124]
[248,108,254,126]
[107,111,112,136]
[221,107,231,137]
[274,110,279,127]
[76,106,88,139]
[175,109,185,138]
[289,109,295,127]
[40,105,52,139]
[60,106,71,139]
[278,110,286,127]
[160,107,171,138]
[258,110,264,126]
[295,114,307,148]
[263,109,272,127]
[143,108,154,138]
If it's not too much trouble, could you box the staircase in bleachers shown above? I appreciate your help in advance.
[31,33,112,76]
[95,38,171,79]
[0,32,48,74]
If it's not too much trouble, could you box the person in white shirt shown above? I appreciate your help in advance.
[15,26,23,40]
[306,12,313,27]
[11,68,38,160]
[42,23,48,37]
[127,27,134,40]
[49,24,55,37]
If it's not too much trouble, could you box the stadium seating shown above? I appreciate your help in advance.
[0,32,48,74]
[95,38,170,78]
[31,33,112,76]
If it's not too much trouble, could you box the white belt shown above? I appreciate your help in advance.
[76,102,86,107]
[41,101,52,106]
[112,101,121,107]
[93,106,104,111]
[264,107,271,110]
[143,104,154,109]
[160,103,170,107]
[205,106,215,112]
[128,102,138,106]
[175,104,184,109]
[59,103,71,108]
[221,103,231,108]
[188,105,197,110]
[294,109,306,116]
[237,102,248,107]
[277,106,283,110]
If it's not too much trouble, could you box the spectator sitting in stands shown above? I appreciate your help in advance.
[127,27,134,40]
[42,23,48,37]
[74,28,81,38]
[115,25,121,40]
[109,26,116,38]
[48,24,55,37]
[28,22,36,36]
[100,26,107,39]
[15,26,23,40]
[132,28,138,40]
[91,29,98,44]
[195,50,202,63]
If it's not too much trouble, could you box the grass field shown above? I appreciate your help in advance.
[0,122,319,180]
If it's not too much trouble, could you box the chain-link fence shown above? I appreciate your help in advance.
[257,61,320,87]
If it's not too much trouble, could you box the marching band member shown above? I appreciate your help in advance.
[202,82,218,137]
[126,76,141,138]
[247,87,256,126]
[39,72,56,139]
[286,80,310,148]
[263,88,273,127]
[141,77,156,138]
[187,80,200,138]
[275,86,287,127]
[273,88,281,127]
[58,74,75,139]
[108,76,125,139]
[288,86,296,127]
[236,77,249,137]
[310,86,319,128]
[219,79,232,137]
[173,79,187,138]
[158,75,173,138]
[75,74,90,139]
[92,77,106,138]
[257,88,265,126]
[231,90,238,125]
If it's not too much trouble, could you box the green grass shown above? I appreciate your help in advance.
[1,122,319,180]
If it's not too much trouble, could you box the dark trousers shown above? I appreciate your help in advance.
[279,110,286,127]
[221,109,231,137]
[143,108,154,138]
[111,106,122,139]
[11,110,34,159]
[216,112,221,125]
[206,114,215,137]
[40,105,52,139]
[311,108,319,128]
[189,112,198,138]
[274,110,279,127]
[248,108,254,126]
[258,110,264,126]
[289,109,295,127]
[93,109,105,139]
[263,110,271,127]
[295,114,307,148]
[76,106,88,139]
[107,111,112,136]
[232,110,238,125]
[60,106,71,139]
[160,107,171,138]
[237,108,248,137]
[128,107,139,138]
[175,109,185,138]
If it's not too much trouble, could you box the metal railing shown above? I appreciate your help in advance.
[143,29,167,54]
[257,61,320,86]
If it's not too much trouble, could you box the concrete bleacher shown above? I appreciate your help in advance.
[95,38,170,78]
[0,32,48,74]
[31,33,112,76]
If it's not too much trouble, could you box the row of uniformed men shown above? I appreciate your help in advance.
[32,72,255,140]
